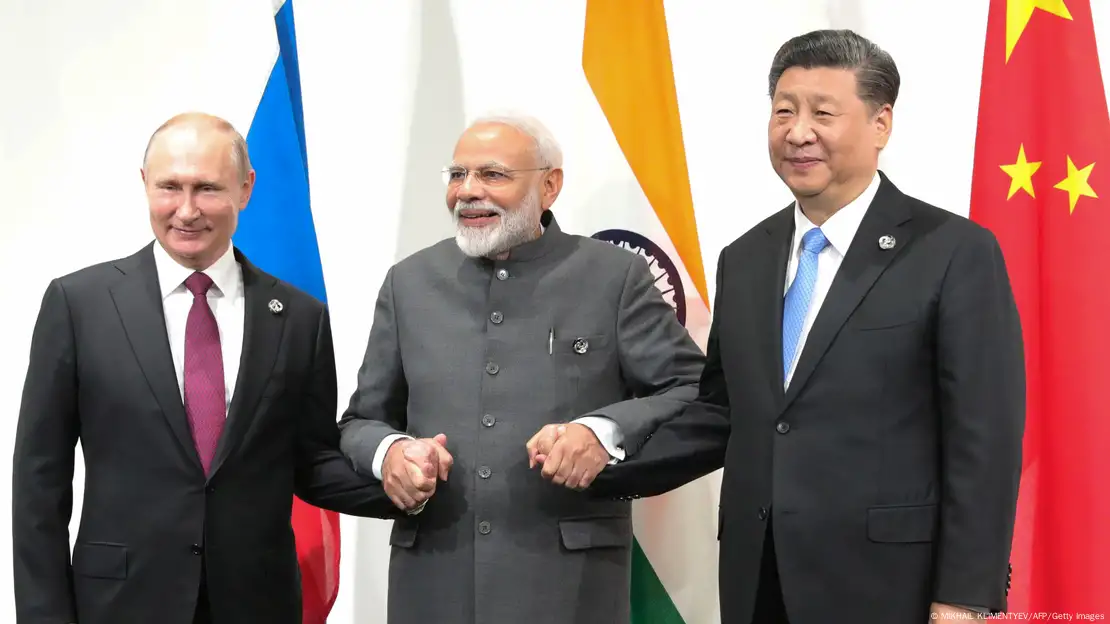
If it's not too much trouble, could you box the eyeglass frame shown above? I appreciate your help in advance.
[441,164,553,187]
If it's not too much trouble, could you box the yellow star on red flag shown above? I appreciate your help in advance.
[1000,144,1042,198]
[1053,155,1097,213]
[1006,0,1073,62]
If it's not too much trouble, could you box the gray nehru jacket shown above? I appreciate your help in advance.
[338,210,704,624]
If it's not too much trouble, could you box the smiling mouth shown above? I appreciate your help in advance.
[459,210,499,220]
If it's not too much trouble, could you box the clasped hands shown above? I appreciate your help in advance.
[381,424,607,512]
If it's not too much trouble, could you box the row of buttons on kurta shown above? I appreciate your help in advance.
[478,409,496,535]
[479,267,507,538]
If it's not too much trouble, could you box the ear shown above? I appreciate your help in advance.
[238,169,256,211]
[540,168,563,210]
[140,168,148,185]
[873,104,893,150]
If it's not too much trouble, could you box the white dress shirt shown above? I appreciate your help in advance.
[152,242,245,414]
[782,172,880,388]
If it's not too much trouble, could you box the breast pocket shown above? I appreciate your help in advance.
[849,306,921,331]
[551,333,617,414]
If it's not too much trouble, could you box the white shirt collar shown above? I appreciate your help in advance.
[791,172,881,257]
[152,241,241,300]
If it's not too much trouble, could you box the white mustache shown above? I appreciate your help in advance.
[454,201,506,217]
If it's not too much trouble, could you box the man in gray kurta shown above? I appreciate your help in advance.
[337,114,705,624]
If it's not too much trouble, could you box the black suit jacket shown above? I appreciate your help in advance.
[12,243,397,624]
[592,173,1025,623]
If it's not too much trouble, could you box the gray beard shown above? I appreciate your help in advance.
[453,191,541,258]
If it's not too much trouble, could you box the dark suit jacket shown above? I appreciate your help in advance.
[12,243,396,624]
[591,173,1025,623]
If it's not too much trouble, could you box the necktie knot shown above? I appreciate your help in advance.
[184,272,214,297]
[801,228,829,254]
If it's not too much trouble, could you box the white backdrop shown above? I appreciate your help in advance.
[2,1,1108,622]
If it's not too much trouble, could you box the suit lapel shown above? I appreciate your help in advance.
[208,253,285,478]
[783,175,914,409]
[110,244,202,470]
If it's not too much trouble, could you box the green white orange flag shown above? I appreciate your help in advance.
[582,1,720,622]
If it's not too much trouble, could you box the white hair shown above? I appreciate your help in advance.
[466,112,564,169]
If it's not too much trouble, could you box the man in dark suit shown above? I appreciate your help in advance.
[561,30,1025,623]
[12,113,399,624]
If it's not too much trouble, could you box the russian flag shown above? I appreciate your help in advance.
[231,2,338,622]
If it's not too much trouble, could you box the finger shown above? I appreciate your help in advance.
[527,425,554,468]
[566,460,589,490]
[385,480,417,510]
[553,448,578,487]
[541,425,569,470]
[541,440,566,480]
[405,460,435,492]
[577,466,599,490]
[402,442,440,480]
[577,456,607,489]
[429,436,454,480]
[533,453,547,465]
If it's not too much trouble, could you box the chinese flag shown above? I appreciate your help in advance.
[293,498,341,624]
[969,0,1110,614]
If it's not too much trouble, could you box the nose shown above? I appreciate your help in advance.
[785,117,816,146]
[456,174,486,203]
[175,192,200,222]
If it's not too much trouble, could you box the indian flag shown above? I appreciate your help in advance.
[580,1,722,622]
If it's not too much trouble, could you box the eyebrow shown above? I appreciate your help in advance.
[153,177,226,189]
[449,161,508,169]
[774,92,840,107]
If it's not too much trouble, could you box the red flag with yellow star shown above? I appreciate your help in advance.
[969,0,1109,614]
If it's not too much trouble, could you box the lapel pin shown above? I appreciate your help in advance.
[268,299,284,314]
[878,235,896,250]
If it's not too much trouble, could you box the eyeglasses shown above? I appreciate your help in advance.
[441,165,551,187]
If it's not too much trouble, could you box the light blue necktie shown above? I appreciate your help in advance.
[782,228,829,380]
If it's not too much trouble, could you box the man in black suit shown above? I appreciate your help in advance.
[555,30,1025,623]
[12,113,404,624]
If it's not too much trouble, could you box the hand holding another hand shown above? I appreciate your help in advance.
[526,423,608,490]
[382,434,453,511]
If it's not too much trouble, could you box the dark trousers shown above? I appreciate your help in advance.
[752,524,790,624]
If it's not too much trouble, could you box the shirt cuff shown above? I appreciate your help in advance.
[372,433,413,480]
[572,416,625,464]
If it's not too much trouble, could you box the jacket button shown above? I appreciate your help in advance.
[496,269,510,281]
[478,466,492,479]
[481,414,496,427]
[490,311,503,324]
[485,362,499,375]
[775,421,790,434]
[478,521,492,535]
[757,507,768,521]
[191,544,204,555]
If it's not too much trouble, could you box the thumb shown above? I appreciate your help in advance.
[405,457,435,491]
[528,424,562,469]
[430,433,453,481]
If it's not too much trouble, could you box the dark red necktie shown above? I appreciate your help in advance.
[183,272,226,475]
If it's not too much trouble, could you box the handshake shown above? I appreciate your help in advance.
[381,423,609,512]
